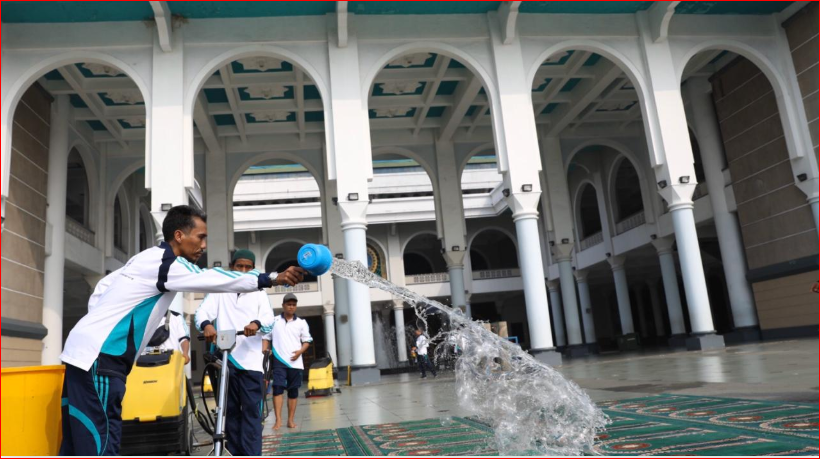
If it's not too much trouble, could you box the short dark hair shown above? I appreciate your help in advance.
[162,205,207,242]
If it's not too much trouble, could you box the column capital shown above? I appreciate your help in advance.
[608,255,627,271]
[392,299,405,311]
[505,191,541,222]
[651,236,676,255]
[573,268,589,283]
[551,242,574,262]
[546,279,561,291]
[443,250,466,269]
[657,183,696,211]
[338,200,368,230]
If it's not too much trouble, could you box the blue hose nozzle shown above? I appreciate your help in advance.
[297,244,333,276]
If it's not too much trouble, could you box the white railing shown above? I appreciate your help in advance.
[66,217,95,246]
[615,212,646,235]
[113,247,129,264]
[268,282,319,294]
[579,232,604,251]
[473,269,520,280]
[406,272,450,285]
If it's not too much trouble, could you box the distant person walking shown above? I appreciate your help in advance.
[411,329,437,379]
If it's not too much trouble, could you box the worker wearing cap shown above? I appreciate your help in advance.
[195,249,275,456]
[263,292,312,430]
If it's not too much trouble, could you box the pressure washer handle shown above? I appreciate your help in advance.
[196,331,245,341]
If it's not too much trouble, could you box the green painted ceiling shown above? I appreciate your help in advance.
[2,1,795,23]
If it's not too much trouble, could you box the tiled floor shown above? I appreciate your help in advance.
[192,338,818,451]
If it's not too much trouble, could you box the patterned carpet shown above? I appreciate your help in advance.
[261,395,819,456]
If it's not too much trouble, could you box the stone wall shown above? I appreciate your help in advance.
[1,84,52,367]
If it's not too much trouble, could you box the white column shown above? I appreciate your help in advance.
[508,192,557,357]
[670,203,716,335]
[435,140,469,313]
[328,28,379,384]
[685,78,758,330]
[332,274,352,367]
[340,203,376,369]
[812,198,820,235]
[638,17,724,350]
[489,21,560,365]
[608,256,635,335]
[42,95,71,365]
[393,300,408,363]
[149,32,187,227]
[573,269,597,344]
[546,280,567,347]
[553,245,583,346]
[653,238,687,336]
[323,311,338,365]
[204,145,230,268]
[647,280,667,337]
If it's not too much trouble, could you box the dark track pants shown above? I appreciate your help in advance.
[59,362,126,456]
[225,360,264,457]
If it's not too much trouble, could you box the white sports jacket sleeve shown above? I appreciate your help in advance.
[164,257,271,294]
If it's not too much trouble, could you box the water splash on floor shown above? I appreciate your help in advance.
[330,258,610,456]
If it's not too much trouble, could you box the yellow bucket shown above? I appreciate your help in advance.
[1,365,65,456]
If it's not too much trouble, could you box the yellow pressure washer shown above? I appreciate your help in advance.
[304,356,341,398]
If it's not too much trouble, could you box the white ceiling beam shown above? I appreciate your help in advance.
[193,91,222,155]
[777,1,809,23]
[533,51,590,115]
[218,66,248,144]
[58,65,128,148]
[647,1,680,43]
[337,1,349,48]
[681,49,722,81]
[466,104,489,137]
[439,76,483,142]
[545,61,623,136]
[413,56,450,137]
[39,77,138,94]
[570,78,629,128]
[498,1,522,45]
[149,2,173,52]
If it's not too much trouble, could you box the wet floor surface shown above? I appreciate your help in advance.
[191,338,818,452]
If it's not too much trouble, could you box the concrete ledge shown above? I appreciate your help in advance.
[530,348,563,366]
[723,327,762,345]
[564,344,590,358]
[350,365,381,386]
[686,334,725,351]
[668,334,688,348]
[1,318,48,340]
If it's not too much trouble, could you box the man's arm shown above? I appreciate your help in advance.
[194,294,219,343]
[172,315,191,364]
[291,322,314,361]
[163,261,307,294]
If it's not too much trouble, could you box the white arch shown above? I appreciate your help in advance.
[458,142,497,178]
[67,142,99,234]
[2,52,150,199]
[138,203,155,249]
[678,39,815,169]
[572,180,602,241]
[262,238,310,271]
[606,155,647,223]
[184,45,332,190]
[108,161,145,207]
[400,230,440,256]
[467,226,519,253]
[228,151,325,202]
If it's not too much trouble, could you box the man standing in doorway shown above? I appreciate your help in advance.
[411,329,437,379]
[195,249,275,456]
[267,293,312,430]
[58,206,306,456]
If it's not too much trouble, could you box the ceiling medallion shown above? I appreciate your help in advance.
[243,85,289,100]
[249,111,292,123]
[120,117,145,128]
[373,107,412,118]
[379,80,423,95]
[82,63,124,77]
[104,91,144,105]
[388,53,433,68]
[237,57,284,72]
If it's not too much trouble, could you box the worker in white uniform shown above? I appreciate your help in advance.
[195,249,275,456]
[58,205,306,456]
